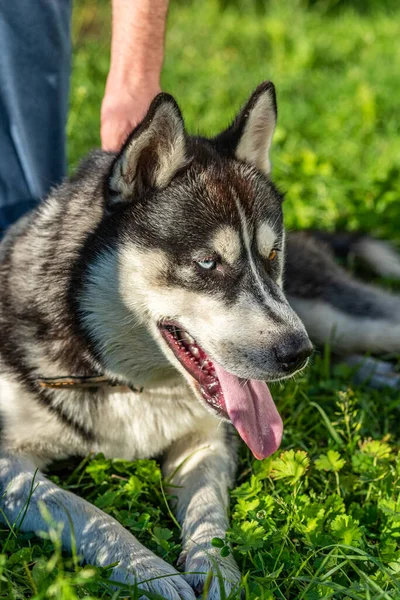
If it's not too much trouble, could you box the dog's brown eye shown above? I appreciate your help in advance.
[268,249,278,261]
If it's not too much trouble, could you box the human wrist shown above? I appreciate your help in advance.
[105,64,161,94]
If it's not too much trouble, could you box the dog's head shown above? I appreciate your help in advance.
[82,83,312,459]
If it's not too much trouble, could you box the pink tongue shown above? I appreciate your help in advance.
[213,363,283,460]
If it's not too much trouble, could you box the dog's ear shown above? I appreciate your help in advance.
[108,94,190,203]
[214,81,277,175]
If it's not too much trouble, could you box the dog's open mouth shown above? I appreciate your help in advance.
[158,320,283,460]
[159,321,227,416]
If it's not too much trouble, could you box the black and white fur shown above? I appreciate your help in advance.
[1,83,400,599]
[286,231,400,354]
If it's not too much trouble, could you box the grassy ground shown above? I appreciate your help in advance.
[2,0,400,598]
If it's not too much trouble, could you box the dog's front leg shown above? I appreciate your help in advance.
[163,422,241,598]
[0,451,195,599]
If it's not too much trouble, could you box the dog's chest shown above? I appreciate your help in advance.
[0,377,212,464]
[92,384,211,459]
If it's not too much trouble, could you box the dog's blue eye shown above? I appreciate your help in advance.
[197,259,217,270]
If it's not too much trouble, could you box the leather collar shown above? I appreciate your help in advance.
[36,375,143,393]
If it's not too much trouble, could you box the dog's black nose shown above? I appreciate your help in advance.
[274,338,313,373]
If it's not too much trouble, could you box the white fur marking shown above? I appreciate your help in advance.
[212,226,242,264]
[256,221,277,258]
[232,196,302,333]
[233,197,275,300]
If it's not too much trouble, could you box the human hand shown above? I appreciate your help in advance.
[100,80,161,152]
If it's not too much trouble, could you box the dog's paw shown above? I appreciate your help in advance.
[179,542,241,598]
[111,552,196,600]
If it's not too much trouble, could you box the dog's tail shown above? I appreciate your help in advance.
[306,230,400,279]
[285,231,400,355]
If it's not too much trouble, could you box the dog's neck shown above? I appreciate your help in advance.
[78,245,176,389]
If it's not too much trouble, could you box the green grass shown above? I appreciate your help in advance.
[2,0,400,598]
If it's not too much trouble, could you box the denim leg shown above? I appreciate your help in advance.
[0,0,72,234]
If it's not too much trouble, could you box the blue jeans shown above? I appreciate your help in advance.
[0,0,72,234]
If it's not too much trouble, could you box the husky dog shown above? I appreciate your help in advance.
[1,82,400,599]
[286,230,400,360]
